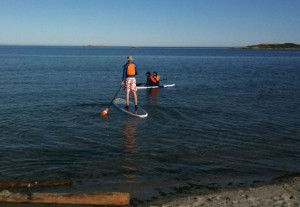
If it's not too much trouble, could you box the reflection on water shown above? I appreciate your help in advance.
[102,114,112,137]
[146,88,160,105]
[121,117,138,182]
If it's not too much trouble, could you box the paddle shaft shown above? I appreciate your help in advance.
[106,86,122,109]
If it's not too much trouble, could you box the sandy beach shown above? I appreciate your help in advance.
[147,175,300,207]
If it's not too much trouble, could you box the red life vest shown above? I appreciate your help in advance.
[127,63,136,76]
[149,75,157,84]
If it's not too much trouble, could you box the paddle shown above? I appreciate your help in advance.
[101,85,122,117]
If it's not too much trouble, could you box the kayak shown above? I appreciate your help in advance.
[113,98,148,118]
[136,83,175,90]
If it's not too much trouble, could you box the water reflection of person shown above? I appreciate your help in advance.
[146,88,160,105]
[121,117,138,182]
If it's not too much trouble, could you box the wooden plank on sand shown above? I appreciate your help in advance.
[0,191,130,206]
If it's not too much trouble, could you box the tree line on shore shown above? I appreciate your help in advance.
[241,43,300,49]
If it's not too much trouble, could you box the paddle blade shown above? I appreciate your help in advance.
[101,108,109,117]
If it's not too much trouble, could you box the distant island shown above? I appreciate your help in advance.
[240,43,300,49]
[85,44,107,47]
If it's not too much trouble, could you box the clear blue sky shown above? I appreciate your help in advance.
[0,0,299,47]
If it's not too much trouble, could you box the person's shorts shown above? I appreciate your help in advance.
[125,77,137,92]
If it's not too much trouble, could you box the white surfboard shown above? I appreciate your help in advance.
[113,98,148,118]
[137,83,175,90]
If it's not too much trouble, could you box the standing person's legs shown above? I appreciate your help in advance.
[125,77,138,108]
[133,90,137,106]
[125,78,130,107]
[125,89,130,107]
[131,78,138,107]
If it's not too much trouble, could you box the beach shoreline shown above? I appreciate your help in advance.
[0,176,300,207]
[145,174,300,207]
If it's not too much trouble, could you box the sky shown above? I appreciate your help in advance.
[0,0,299,47]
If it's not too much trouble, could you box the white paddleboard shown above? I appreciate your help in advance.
[137,83,175,90]
[113,98,148,118]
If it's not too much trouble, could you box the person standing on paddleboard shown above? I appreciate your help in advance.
[122,56,138,111]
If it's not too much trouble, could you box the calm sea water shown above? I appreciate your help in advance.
[0,46,299,203]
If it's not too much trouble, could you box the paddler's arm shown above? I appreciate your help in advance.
[121,64,127,86]
[135,63,138,75]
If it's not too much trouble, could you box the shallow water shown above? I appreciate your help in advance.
[0,46,299,202]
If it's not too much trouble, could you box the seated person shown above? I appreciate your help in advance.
[145,71,161,86]
[145,71,152,86]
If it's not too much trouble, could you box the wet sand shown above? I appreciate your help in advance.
[147,175,300,207]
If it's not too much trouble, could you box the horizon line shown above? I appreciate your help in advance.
[0,44,240,48]
[1,42,298,48]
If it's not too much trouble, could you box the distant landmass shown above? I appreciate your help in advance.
[240,43,300,49]
[85,44,107,47]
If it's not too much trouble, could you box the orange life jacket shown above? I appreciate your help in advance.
[127,63,136,76]
[155,75,160,81]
